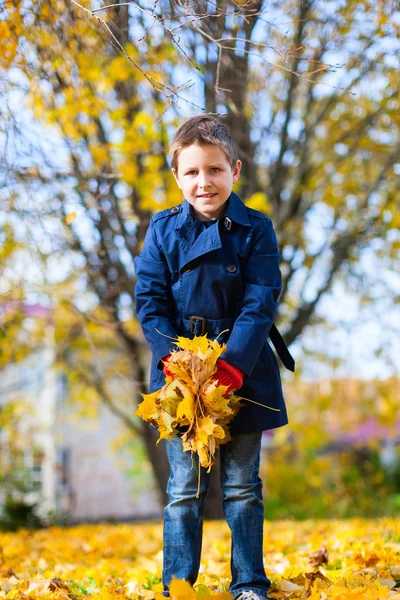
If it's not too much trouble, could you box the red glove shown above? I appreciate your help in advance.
[211,359,245,397]
[162,355,245,397]
[161,354,174,378]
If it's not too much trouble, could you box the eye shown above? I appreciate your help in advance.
[186,170,197,175]
[210,167,220,172]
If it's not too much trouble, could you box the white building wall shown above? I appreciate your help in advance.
[0,321,162,524]
[56,399,162,522]
[0,334,58,517]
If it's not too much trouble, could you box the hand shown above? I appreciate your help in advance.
[161,354,174,378]
[211,359,245,398]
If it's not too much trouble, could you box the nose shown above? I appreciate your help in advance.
[197,171,211,189]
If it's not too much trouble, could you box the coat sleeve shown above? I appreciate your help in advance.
[133,217,177,370]
[220,217,282,377]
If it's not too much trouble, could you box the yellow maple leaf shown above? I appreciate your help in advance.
[196,416,225,445]
[135,390,159,425]
[169,577,197,600]
[135,334,248,486]
[159,382,183,417]
[172,333,226,362]
[176,393,195,422]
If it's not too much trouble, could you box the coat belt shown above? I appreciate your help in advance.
[175,316,295,372]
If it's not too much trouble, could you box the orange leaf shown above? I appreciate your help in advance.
[65,211,77,224]
[169,577,197,599]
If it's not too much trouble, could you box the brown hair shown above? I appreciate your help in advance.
[169,115,239,174]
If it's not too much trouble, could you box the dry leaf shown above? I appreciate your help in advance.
[379,578,397,588]
[308,543,329,567]
[169,577,197,599]
[25,577,71,598]
[135,334,244,479]
[0,518,400,599]
[65,212,77,224]
[279,579,303,592]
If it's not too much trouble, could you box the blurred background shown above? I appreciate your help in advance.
[0,0,399,530]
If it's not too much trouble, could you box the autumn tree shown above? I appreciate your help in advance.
[0,0,399,516]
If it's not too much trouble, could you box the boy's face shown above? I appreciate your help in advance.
[172,143,242,221]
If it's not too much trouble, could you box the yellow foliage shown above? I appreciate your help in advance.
[119,162,139,186]
[169,577,198,599]
[90,144,110,168]
[245,192,271,215]
[0,519,400,598]
[136,390,160,426]
[135,335,245,480]
[176,389,195,421]
[65,212,77,224]
[108,56,135,82]
[0,23,19,69]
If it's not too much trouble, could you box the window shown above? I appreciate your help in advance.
[23,447,44,492]
[59,448,70,487]
[57,373,68,408]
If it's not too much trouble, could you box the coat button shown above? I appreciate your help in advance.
[226,264,237,273]
[170,206,179,214]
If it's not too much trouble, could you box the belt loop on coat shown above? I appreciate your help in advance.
[224,216,232,231]
[189,315,207,335]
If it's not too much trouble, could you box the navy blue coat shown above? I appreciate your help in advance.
[133,192,294,435]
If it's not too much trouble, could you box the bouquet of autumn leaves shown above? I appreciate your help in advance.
[135,333,245,479]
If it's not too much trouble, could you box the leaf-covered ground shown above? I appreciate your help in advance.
[1,518,400,599]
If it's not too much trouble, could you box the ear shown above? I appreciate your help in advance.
[232,160,242,183]
[172,168,181,189]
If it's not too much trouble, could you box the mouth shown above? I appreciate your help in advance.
[197,193,217,199]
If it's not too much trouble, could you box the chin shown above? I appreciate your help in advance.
[201,201,219,210]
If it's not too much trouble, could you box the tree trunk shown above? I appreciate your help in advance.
[141,422,170,506]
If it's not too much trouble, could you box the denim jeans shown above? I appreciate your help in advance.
[161,432,271,599]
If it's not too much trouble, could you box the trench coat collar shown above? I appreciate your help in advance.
[176,192,251,271]
[174,191,251,231]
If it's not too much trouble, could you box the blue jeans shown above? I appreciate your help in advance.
[162,432,271,599]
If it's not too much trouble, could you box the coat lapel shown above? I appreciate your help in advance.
[181,222,222,270]
[175,192,250,271]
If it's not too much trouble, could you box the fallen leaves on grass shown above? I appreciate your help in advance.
[0,518,400,599]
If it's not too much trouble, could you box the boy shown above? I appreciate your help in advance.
[133,116,294,600]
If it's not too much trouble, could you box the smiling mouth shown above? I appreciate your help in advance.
[197,193,217,198]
